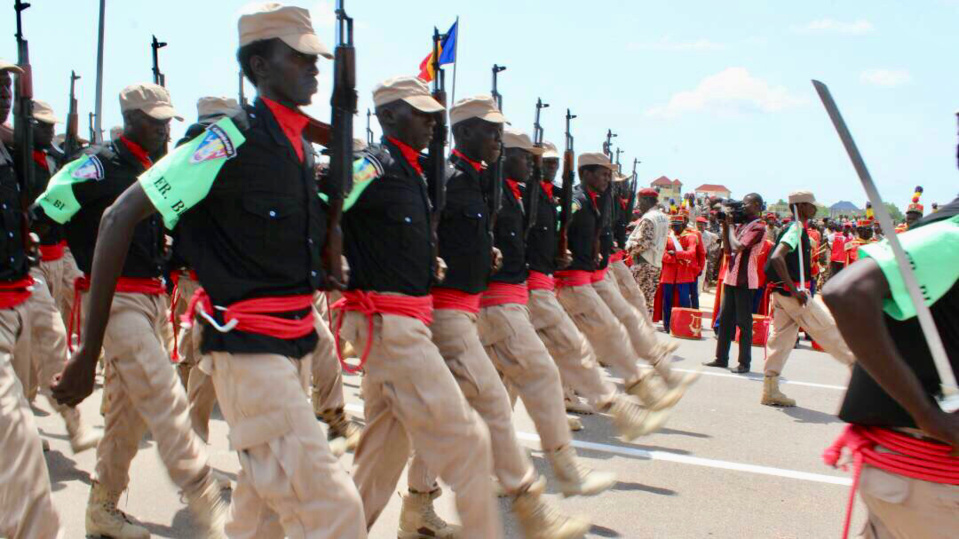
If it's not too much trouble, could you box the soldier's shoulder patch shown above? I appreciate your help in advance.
[353,153,384,185]
[572,200,581,213]
[71,155,104,181]
[189,124,237,164]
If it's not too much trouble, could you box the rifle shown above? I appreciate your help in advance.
[615,148,623,172]
[427,26,448,281]
[238,71,247,106]
[488,64,506,242]
[626,157,639,217]
[63,71,81,159]
[319,0,355,289]
[151,35,167,87]
[557,108,576,258]
[13,0,35,209]
[602,129,616,157]
[526,97,548,239]
[365,108,373,146]
[88,112,96,144]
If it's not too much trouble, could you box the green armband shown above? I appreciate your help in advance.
[36,154,105,224]
[778,222,800,251]
[860,214,959,320]
[318,154,383,211]
[139,117,246,229]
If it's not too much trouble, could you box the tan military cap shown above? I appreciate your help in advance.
[32,100,60,124]
[0,59,22,74]
[239,2,332,59]
[541,141,559,159]
[197,96,240,121]
[449,95,508,127]
[788,190,816,205]
[612,172,629,183]
[372,76,444,113]
[577,152,617,171]
[119,83,183,121]
[503,128,544,155]
[352,138,367,152]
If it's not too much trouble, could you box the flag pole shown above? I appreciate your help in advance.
[449,16,459,106]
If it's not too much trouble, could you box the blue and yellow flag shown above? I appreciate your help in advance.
[417,20,458,82]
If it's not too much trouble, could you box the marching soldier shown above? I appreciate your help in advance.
[51,5,369,537]
[523,139,669,440]
[0,58,63,539]
[402,96,589,539]
[339,76,500,538]
[478,128,617,497]
[761,191,856,407]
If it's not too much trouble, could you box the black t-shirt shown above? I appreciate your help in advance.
[525,181,559,275]
[838,198,959,428]
[0,141,29,282]
[490,179,527,284]
[436,154,492,293]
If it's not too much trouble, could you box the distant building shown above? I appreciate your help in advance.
[651,176,682,205]
[694,183,731,200]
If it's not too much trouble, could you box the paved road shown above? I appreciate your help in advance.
[35,291,864,538]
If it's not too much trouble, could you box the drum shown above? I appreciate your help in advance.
[735,314,770,347]
[670,307,702,340]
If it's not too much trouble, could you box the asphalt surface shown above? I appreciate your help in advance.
[34,290,865,538]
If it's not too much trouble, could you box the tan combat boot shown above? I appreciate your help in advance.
[513,477,590,539]
[761,375,796,407]
[185,472,229,538]
[398,488,461,539]
[60,404,101,454]
[546,445,617,497]
[86,482,150,539]
[625,372,683,411]
[567,414,584,432]
[318,406,362,457]
[605,395,671,441]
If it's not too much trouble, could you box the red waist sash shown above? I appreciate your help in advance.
[39,241,66,262]
[331,290,434,374]
[182,289,315,340]
[0,276,35,309]
[590,267,609,283]
[609,250,626,263]
[526,271,555,291]
[554,270,593,289]
[480,282,529,308]
[432,287,481,314]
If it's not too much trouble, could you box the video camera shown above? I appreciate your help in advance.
[714,199,748,224]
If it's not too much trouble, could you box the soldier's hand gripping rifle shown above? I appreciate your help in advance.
[427,27,448,283]
[557,109,576,261]
[318,0,355,290]
[488,64,506,244]
[365,108,373,147]
[63,71,81,160]
[13,0,35,229]
[525,98,547,239]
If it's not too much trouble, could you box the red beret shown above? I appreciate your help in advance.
[638,188,659,198]
[696,217,707,223]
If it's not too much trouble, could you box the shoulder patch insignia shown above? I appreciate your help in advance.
[353,154,384,185]
[71,155,104,181]
[572,200,581,213]
[189,124,237,164]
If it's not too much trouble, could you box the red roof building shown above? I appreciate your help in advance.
[694,183,731,199]
[651,176,673,187]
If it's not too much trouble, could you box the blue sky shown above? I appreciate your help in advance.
[3,0,957,209]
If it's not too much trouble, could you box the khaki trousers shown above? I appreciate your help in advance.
[310,292,346,415]
[25,266,68,400]
[342,311,500,538]
[528,289,616,409]
[93,292,211,495]
[858,465,959,539]
[556,282,643,385]
[763,294,856,377]
[201,351,366,538]
[0,302,63,539]
[593,271,666,368]
[170,274,219,442]
[408,308,535,495]
[477,301,571,452]
[37,249,82,327]
[611,260,652,325]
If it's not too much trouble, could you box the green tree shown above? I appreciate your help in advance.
[884,202,904,222]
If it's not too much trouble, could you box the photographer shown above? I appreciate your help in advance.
[704,193,766,373]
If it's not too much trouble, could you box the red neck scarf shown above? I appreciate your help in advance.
[541,180,554,200]
[387,136,424,176]
[119,136,153,170]
[451,149,484,171]
[587,189,599,210]
[619,197,628,211]
[32,149,49,171]
[506,179,522,203]
[261,97,309,162]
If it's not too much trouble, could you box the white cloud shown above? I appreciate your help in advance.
[646,67,806,118]
[793,19,875,35]
[860,69,913,87]
[628,37,725,52]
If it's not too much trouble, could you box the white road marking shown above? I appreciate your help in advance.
[342,403,852,487]
[609,367,848,391]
